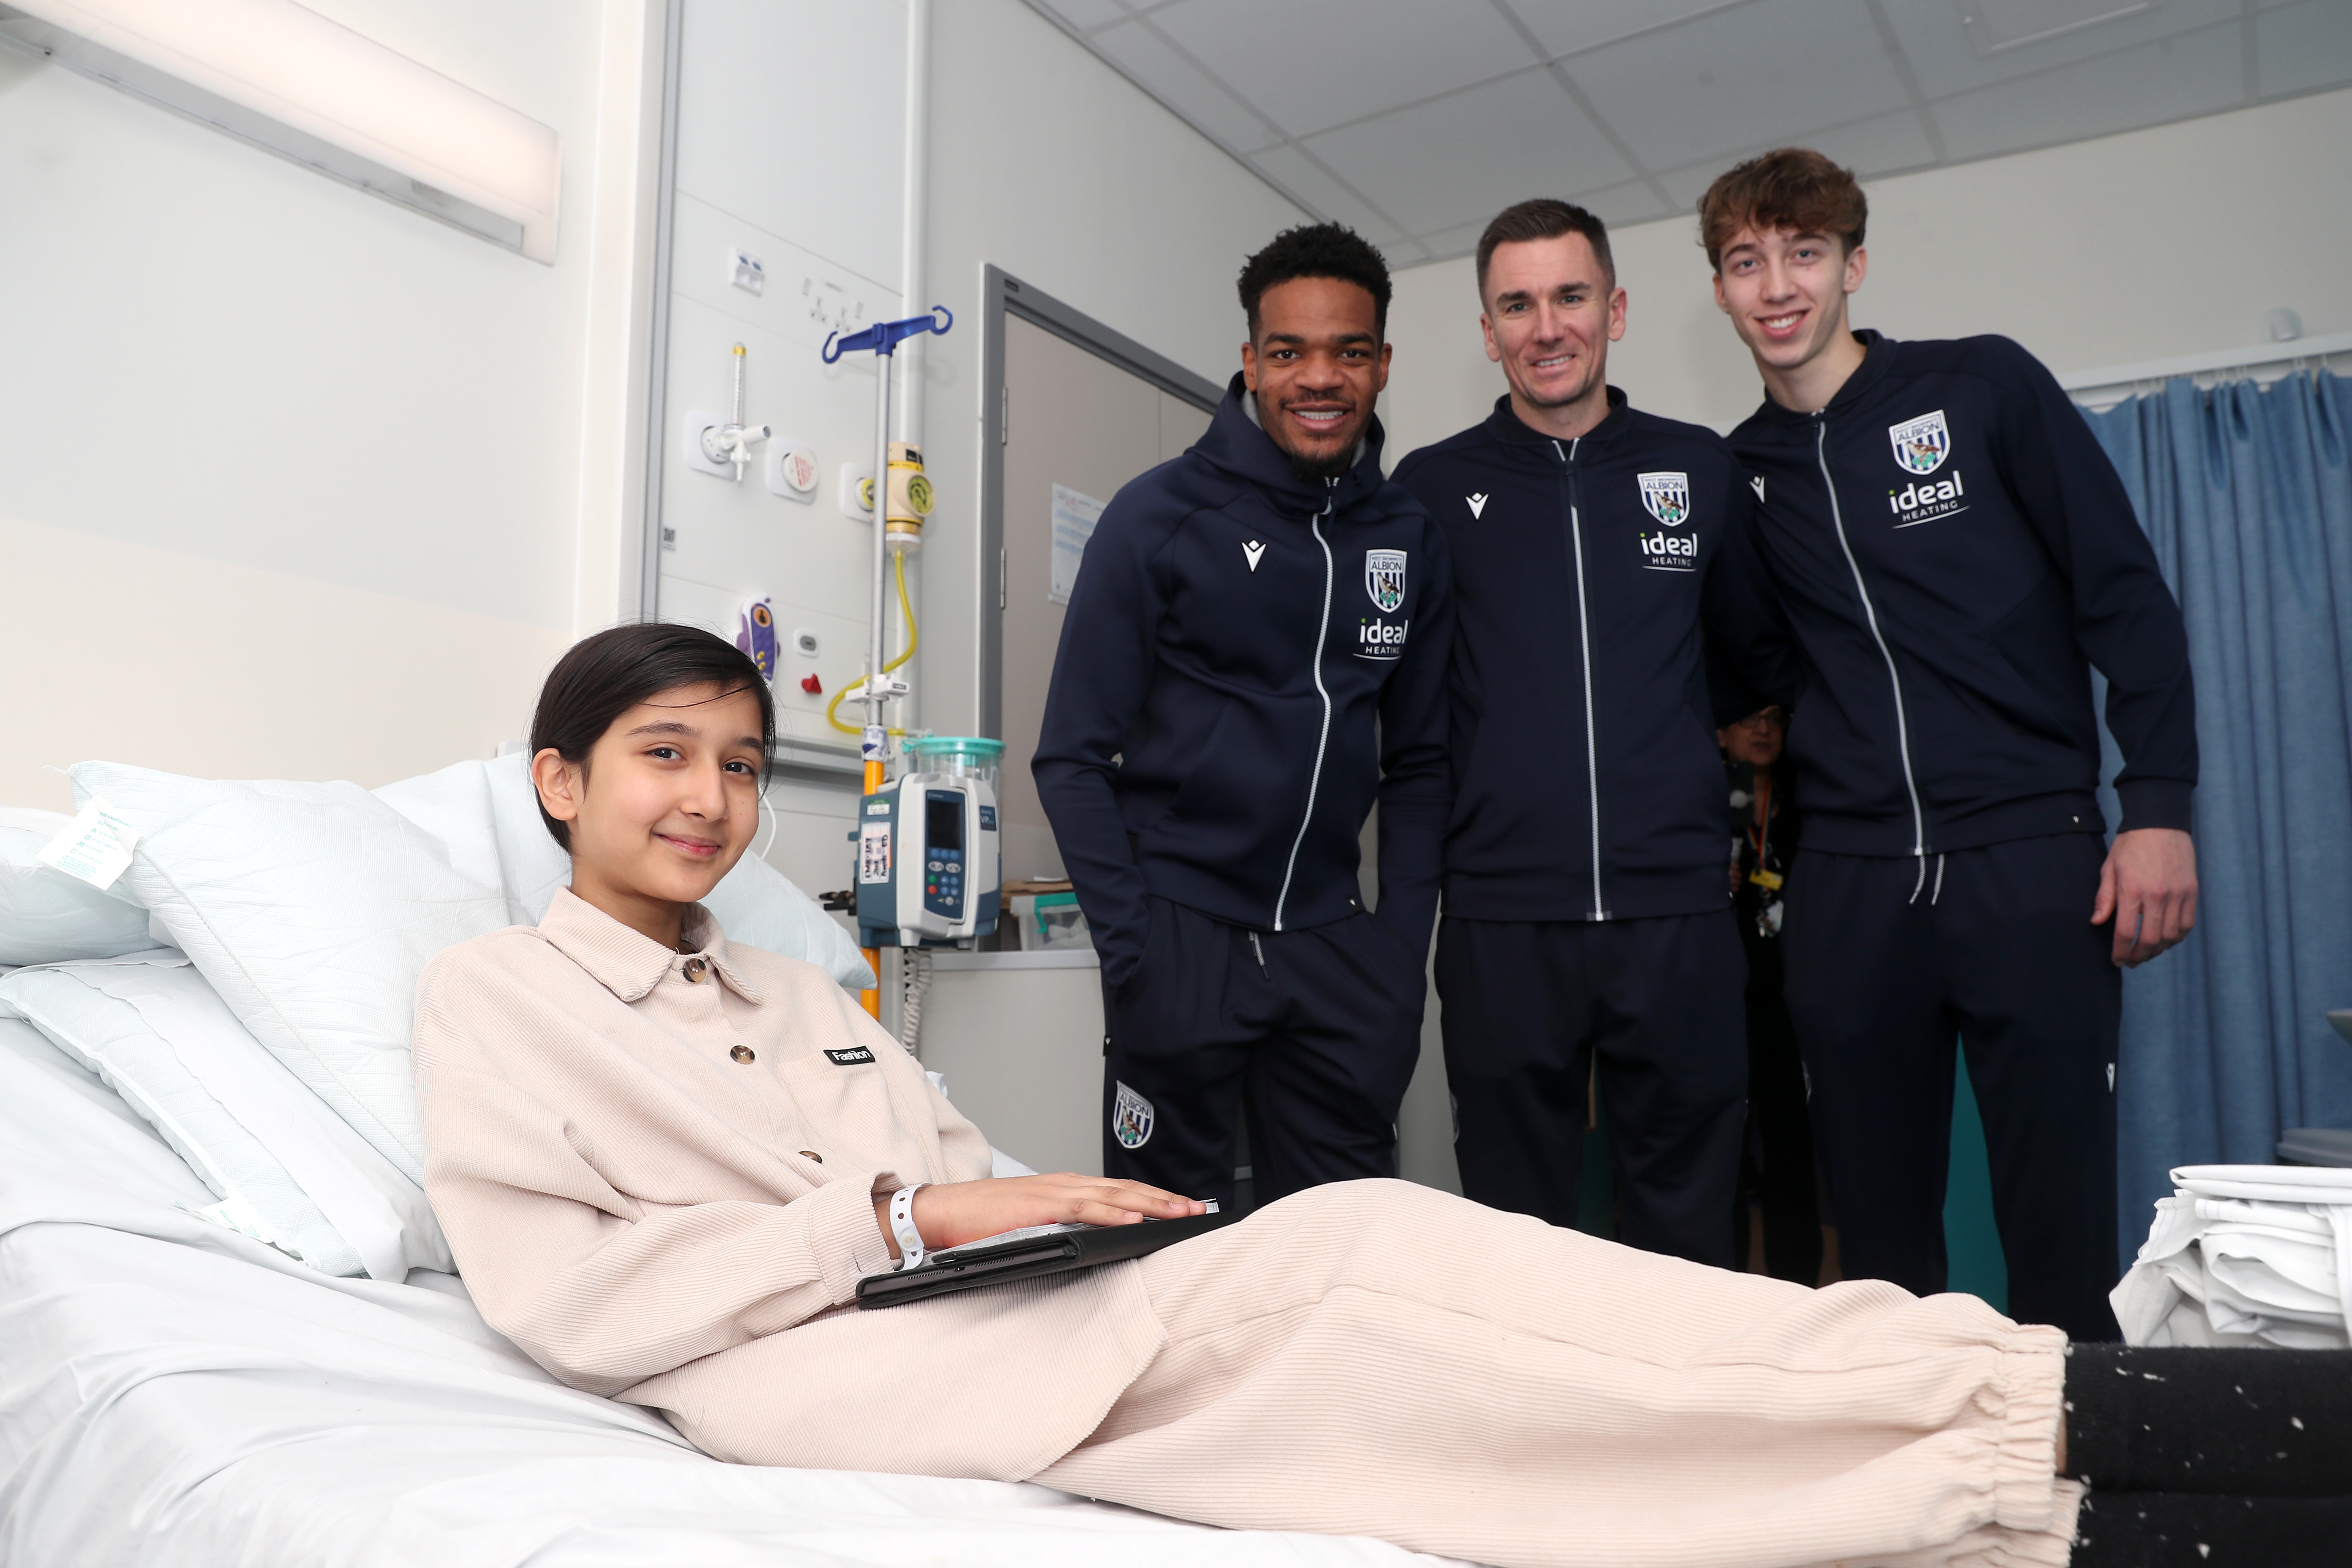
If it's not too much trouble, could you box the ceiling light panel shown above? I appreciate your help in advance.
[1303,68,1635,239]
[1929,17,2241,159]
[1150,0,1531,140]
[1886,0,2233,98]
[0,0,560,261]
[1961,0,2157,54]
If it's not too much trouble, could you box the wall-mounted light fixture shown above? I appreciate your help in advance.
[0,0,561,262]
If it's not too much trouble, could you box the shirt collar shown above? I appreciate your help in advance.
[537,886,765,1004]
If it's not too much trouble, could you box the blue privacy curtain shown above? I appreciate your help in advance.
[2079,369,2352,1263]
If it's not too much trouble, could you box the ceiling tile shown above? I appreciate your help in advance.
[1874,0,2239,99]
[1574,178,1680,227]
[1653,105,1941,214]
[1406,177,1677,265]
[1030,0,1134,32]
[1246,145,1407,244]
[1412,217,1498,264]
[1303,69,1636,238]
[1148,0,1535,140]
[1568,0,1912,174]
[2255,0,2352,98]
[1503,0,1753,59]
[1931,19,2242,161]
[1087,17,1283,153]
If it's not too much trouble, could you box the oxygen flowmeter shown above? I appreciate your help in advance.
[855,737,1002,950]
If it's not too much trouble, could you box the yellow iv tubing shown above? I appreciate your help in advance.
[827,548,919,736]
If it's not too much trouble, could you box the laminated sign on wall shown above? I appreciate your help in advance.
[1049,484,1106,606]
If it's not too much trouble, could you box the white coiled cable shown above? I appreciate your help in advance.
[897,949,933,1053]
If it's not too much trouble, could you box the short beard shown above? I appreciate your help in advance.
[1281,443,1356,485]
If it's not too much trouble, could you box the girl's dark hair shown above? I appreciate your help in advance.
[528,622,775,850]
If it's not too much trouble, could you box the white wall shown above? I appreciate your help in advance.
[1382,86,2352,449]
[0,0,664,811]
[919,0,1310,741]
[648,0,1308,880]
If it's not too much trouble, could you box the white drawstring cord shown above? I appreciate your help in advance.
[1929,853,1947,906]
[1908,854,1929,904]
[752,787,778,860]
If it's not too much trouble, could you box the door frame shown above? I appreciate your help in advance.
[978,265,1222,739]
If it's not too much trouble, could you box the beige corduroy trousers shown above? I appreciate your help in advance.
[1037,1181,2079,1568]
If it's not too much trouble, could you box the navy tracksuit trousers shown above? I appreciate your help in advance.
[1100,896,1426,1211]
[1781,835,2123,1341]
[1434,911,1749,1267]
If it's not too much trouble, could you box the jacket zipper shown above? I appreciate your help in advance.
[1553,438,1607,920]
[1271,484,1337,931]
[1813,418,1926,860]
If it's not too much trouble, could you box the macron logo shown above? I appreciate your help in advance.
[1466,493,1488,519]
[1242,539,1265,572]
[1749,476,1765,503]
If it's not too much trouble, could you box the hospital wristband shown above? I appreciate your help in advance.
[888,1184,928,1270]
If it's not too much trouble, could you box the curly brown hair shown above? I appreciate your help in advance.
[1697,148,1867,272]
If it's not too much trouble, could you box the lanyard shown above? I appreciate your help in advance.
[1746,772,1773,862]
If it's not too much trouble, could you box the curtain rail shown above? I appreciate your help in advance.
[2061,329,2352,409]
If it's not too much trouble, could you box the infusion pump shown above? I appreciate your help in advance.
[854,772,1001,949]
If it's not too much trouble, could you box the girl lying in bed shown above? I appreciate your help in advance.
[413,623,2348,1568]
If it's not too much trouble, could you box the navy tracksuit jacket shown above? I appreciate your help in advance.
[1392,390,1789,923]
[1034,375,1453,1207]
[1730,331,2197,1338]
[1392,392,1788,1262]
[1731,330,2196,851]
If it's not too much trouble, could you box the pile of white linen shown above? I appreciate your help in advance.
[2111,1164,2352,1349]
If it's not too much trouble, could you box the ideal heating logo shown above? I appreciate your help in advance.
[1356,616,1409,660]
[1638,530,1697,571]
[1888,470,1967,529]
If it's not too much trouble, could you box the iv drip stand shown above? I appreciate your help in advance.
[823,304,952,1015]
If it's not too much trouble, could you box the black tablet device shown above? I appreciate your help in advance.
[855,1204,1236,1309]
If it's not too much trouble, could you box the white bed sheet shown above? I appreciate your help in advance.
[0,1019,1453,1568]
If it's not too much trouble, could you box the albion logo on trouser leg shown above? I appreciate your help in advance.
[1112,1081,1155,1148]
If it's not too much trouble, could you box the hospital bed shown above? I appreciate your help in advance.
[0,766,1458,1568]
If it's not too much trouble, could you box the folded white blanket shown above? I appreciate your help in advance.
[2111,1164,2352,1349]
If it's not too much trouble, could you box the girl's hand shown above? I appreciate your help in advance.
[874,1174,1206,1259]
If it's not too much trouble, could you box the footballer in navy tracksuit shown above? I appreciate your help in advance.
[1393,389,1788,1264]
[1034,347,1453,1210]
[1731,328,2196,1337]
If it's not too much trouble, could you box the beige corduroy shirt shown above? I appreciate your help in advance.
[411,888,1165,1479]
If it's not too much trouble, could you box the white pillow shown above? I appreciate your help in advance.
[70,761,511,1184]
[0,951,450,1279]
[0,808,154,965]
[376,753,875,991]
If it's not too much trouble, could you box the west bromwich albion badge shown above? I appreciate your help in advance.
[1364,549,1407,613]
[1638,472,1691,526]
[1112,1080,1155,1149]
[1889,410,1951,475]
